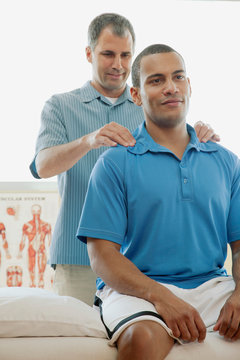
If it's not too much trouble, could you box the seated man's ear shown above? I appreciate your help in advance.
[130,87,142,106]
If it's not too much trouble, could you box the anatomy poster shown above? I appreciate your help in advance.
[0,186,59,290]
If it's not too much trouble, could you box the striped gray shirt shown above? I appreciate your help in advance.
[30,81,144,265]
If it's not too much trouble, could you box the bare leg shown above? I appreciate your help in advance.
[117,320,174,360]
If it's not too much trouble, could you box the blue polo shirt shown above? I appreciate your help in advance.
[77,122,240,289]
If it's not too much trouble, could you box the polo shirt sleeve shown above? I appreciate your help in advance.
[77,151,127,245]
[29,95,68,178]
[227,157,240,243]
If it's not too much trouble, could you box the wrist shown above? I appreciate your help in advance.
[81,134,92,152]
[233,282,240,294]
[146,281,170,305]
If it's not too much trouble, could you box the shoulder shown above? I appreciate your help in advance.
[46,82,92,106]
[49,87,85,104]
[99,145,129,168]
[214,142,238,163]
[203,141,240,173]
[91,146,130,183]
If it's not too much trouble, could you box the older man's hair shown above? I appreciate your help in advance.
[132,44,184,88]
[88,13,136,50]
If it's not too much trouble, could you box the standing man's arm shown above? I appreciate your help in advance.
[36,122,136,178]
[87,238,206,343]
[214,240,240,341]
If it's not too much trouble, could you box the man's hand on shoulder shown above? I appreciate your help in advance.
[86,122,136,149]
[194,121,220,143]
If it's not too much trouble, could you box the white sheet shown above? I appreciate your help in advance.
[0,332,240,360]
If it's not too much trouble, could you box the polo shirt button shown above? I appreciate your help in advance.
[183,178,188,184]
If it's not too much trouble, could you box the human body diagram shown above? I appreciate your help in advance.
[18,205,51,288]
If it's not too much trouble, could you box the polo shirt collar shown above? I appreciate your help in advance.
[128,122,219,155]
[80,81,133,105]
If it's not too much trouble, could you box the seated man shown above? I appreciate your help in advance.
[77,44,240,360]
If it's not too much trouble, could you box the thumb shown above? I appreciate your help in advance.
[213,320,221,331]
[213,311,223,331]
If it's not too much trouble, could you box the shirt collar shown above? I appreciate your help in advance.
[128,122,219,155]
[80,81,133,105]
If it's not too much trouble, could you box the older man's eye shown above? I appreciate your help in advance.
[102,52,113,57]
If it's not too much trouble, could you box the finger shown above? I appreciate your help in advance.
[213,311,223,332]
[99,129,131,147]
[224,315,240,340]
[107,123,136,145]
[218,311,233,336]
[210,134,221,143]
[193,121,204,136]
[168,322,181,339]
[193,121,210,139]
[213,320,221,332]
[199,128,215,143]
[232,327,240,341]
[185,321,199,342]
[178,321,192,342]
[195,123,212,142]
[195,315,206,342]
[100,128,135,147]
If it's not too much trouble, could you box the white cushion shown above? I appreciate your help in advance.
[0,287,107,338]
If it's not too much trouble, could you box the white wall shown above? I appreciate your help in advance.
[1,0,240,181]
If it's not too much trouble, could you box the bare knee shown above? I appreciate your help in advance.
[117,320,174,360]
[120,321,156,351]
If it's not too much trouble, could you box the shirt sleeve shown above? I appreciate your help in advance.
[77,151,127,245]
[29,95,68,178]
[228,157,240,243]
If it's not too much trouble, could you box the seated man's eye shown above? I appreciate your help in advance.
[152,79,160,84]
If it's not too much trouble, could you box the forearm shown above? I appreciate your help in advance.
[87,238,169,304]
[36,135,91,178]
[232,246,240,293]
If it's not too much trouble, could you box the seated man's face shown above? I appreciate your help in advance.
[138,52,192,129]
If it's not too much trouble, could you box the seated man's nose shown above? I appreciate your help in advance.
[164,81,177,94]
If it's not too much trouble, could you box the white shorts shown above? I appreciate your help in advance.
[94,276,235,345]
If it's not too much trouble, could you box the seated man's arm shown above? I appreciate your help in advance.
[87,237,206,343]
[214,240,240,341]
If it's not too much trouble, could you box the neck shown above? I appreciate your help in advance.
[146,120,190,160]
[90,80,126,98]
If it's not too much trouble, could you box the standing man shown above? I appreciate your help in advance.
[77,44,240,359]
[30,13,219,305]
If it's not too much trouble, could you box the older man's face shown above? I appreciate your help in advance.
[86,26,133,98]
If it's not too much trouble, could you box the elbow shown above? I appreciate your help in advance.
[87,248,98,274]
[87,239,101,275]
[36,164,50,178]
[36,165,51,179]
[35,153,54,178]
